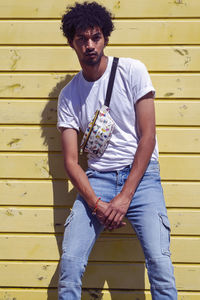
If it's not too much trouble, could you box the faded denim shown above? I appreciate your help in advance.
[58,161,177,299]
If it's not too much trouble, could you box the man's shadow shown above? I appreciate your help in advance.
[41,75,146,299]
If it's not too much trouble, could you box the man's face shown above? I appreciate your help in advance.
[70,26,107,66]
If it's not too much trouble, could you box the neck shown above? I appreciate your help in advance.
[81,55,108,82]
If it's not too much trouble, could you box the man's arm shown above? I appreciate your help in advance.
[61,128,125,227]
[102,94,156,229]
[61,128,99,208]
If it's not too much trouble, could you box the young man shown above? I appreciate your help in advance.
[57,2,177,299]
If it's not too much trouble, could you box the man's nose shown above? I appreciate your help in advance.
[86,39,94,49]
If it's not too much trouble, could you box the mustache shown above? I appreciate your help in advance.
[85,50,97,56]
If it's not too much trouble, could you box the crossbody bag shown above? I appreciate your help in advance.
[80,57,119,157]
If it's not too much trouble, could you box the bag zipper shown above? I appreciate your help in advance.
[80,110,100,155]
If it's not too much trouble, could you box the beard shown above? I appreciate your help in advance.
[83,50,103,66]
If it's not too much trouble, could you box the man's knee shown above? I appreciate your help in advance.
[146,255,176,290]
[59,253,87,287]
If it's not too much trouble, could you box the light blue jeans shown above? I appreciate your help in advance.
[58,161,177,299]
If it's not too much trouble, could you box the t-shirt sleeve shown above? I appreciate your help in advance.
[57,90,80,132]
[131,60,156,104]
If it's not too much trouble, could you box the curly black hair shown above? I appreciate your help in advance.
[61,1,114,43]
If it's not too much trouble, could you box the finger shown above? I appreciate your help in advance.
[104,210,117,228]
[96,211,107,225]
[110,219,127,230]
[96,208,110,224]
[115,215,125,228]
[109,213,121,229]
[103,206,113,220]
[109,212,125,229]
[107,221,126,232]
[117,221,126,228]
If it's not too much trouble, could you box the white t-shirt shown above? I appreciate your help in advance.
[57,56,158,171]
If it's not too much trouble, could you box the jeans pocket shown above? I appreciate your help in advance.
[64,210,74,227]
[159,213,171,256]
[85,168,96,178]
[143,168,161,182]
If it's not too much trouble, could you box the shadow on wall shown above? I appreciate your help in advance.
[40,75,146,300]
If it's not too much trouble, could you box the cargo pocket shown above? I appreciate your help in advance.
[159,213,171,256]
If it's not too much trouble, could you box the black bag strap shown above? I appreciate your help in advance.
[104,57,119,107]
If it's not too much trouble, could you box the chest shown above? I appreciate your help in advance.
[77,75,135,132]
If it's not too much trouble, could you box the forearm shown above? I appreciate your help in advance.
[120,134,156,200]
[61,128,98,210]
[64,160,98,209]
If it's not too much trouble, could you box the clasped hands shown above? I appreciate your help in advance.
[95,193,131,230]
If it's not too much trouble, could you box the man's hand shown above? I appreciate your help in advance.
[104,193,130,230]
[96,199,127,230]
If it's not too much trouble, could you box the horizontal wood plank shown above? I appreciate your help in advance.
[0,207,199,235]
[0,153,67,179]
[0,126,61,150]
[0,207,70,233]
[0,153,200,180]
[0,289,153,300]
[1,0,200,18]
[0,180,76,206]
[1,46,200,71]
[0,262,199,290]
[157,128,200,153]
[1,180,199,208]
[0,289,199,300]
[1,126,200,153]
[0,74,71,99]
[1,235,200,263]
[1,74,200,98]
[162,182,200,208]
[0,20,200,45]
[1,99,200,126]
[0,100,58,124]
[0,126,61,151]
[159,155,200,180]
[155,101,200,125]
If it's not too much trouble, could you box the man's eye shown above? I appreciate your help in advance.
[78,36,86,42]
[93,36,100,42]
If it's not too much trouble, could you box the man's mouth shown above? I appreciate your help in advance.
[85,52,97,57]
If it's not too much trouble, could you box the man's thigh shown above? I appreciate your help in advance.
[62,196,103,260]
[62,168,117,259]
[126,165,171,259]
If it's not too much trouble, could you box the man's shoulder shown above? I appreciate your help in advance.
[59,71,81,98]
[118,57,146,72]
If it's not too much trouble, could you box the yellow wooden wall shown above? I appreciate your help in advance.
[0,0,200,299]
